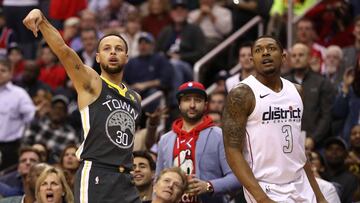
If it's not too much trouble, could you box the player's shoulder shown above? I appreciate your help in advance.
[227,82,255,105]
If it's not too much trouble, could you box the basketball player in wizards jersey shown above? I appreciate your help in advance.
[23,9,142,203]
[222,36,328,203]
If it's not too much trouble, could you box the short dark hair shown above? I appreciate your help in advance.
[252,35,283,53]
[239,41,253,51]
[97,33,128,54]
[133,150,156,171]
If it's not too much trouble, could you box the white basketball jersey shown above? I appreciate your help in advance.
[241,75,306,184]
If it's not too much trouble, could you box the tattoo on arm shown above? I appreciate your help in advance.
[75,64,81,70]
[222,84,254,149]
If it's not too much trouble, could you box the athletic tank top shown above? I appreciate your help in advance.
[76,77,141,169]
[241,75,306,184]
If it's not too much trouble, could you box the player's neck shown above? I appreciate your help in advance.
[256,74,282,92]
[101,72,124,86]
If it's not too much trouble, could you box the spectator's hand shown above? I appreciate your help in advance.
[23,9,43,37]
[186,177,208,196]
[146,107,168,127]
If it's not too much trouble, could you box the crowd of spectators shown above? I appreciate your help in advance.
[0,0,360,202]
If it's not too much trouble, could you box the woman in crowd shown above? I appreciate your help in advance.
[35,167,74,203]
[59,144,79,190]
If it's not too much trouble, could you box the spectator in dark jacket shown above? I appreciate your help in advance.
[285,43,335,147]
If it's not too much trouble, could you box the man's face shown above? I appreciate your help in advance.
[80,12,97,29]
[170,6,188,24]
[8,49,23,65]
[353,20,360,41]
[179,93,207,123]
[208,93,225,112]
[290,43,310,70]
[96,35,128,74]
[138,40,153,56]
[252,38,284,76]
[81,30,97,53]
[296,20,314,44]
[239,46,253,70]
[350,125,360,149]
[18,151,40,176]
[0,63,11,86]
[22,63,40,83]
[154,172,184,203]
[324,49,341,74]
[133,157,154,187]
[41,47,56,65]
[50,101,67,124]
[324,144,347,166]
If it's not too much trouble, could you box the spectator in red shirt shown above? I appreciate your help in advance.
[37,43,66,90]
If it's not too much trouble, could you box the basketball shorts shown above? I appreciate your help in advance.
[74,160,141,203]
[243,170,316,203]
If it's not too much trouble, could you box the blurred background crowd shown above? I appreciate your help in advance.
[0,0,360,202]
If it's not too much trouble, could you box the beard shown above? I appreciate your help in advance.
[101,64,123,74]
[180,108,204,124]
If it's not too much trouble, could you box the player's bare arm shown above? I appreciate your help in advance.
[222,84,274,203]
[23,9,101,109]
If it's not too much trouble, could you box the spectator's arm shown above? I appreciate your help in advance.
[144,107,167,150]
[18,90,36,123]
[155,135,167,176]
[312,80,334,144]
[212,7,232,36]
[209,131,241,194]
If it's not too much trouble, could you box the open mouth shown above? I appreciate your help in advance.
[133,174,143,180]
[46,193,54,202]
[262,59,273,65]
[109,58,119,64]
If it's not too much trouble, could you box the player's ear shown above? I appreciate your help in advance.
[96,53,100,63]
[281,51,287,62]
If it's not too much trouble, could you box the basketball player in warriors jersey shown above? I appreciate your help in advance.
[23,9,141,203]
[222,36,327,203]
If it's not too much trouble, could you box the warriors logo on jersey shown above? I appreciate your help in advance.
[106,109,135,149]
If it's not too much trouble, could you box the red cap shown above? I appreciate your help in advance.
[176,81,207,101]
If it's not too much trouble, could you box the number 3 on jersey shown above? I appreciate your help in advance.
[282,125,293,153]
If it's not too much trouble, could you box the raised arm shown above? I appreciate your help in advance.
[222,84,274,203]
[23,9,100,108]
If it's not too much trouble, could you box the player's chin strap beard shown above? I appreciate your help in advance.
[101,64,123,74]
